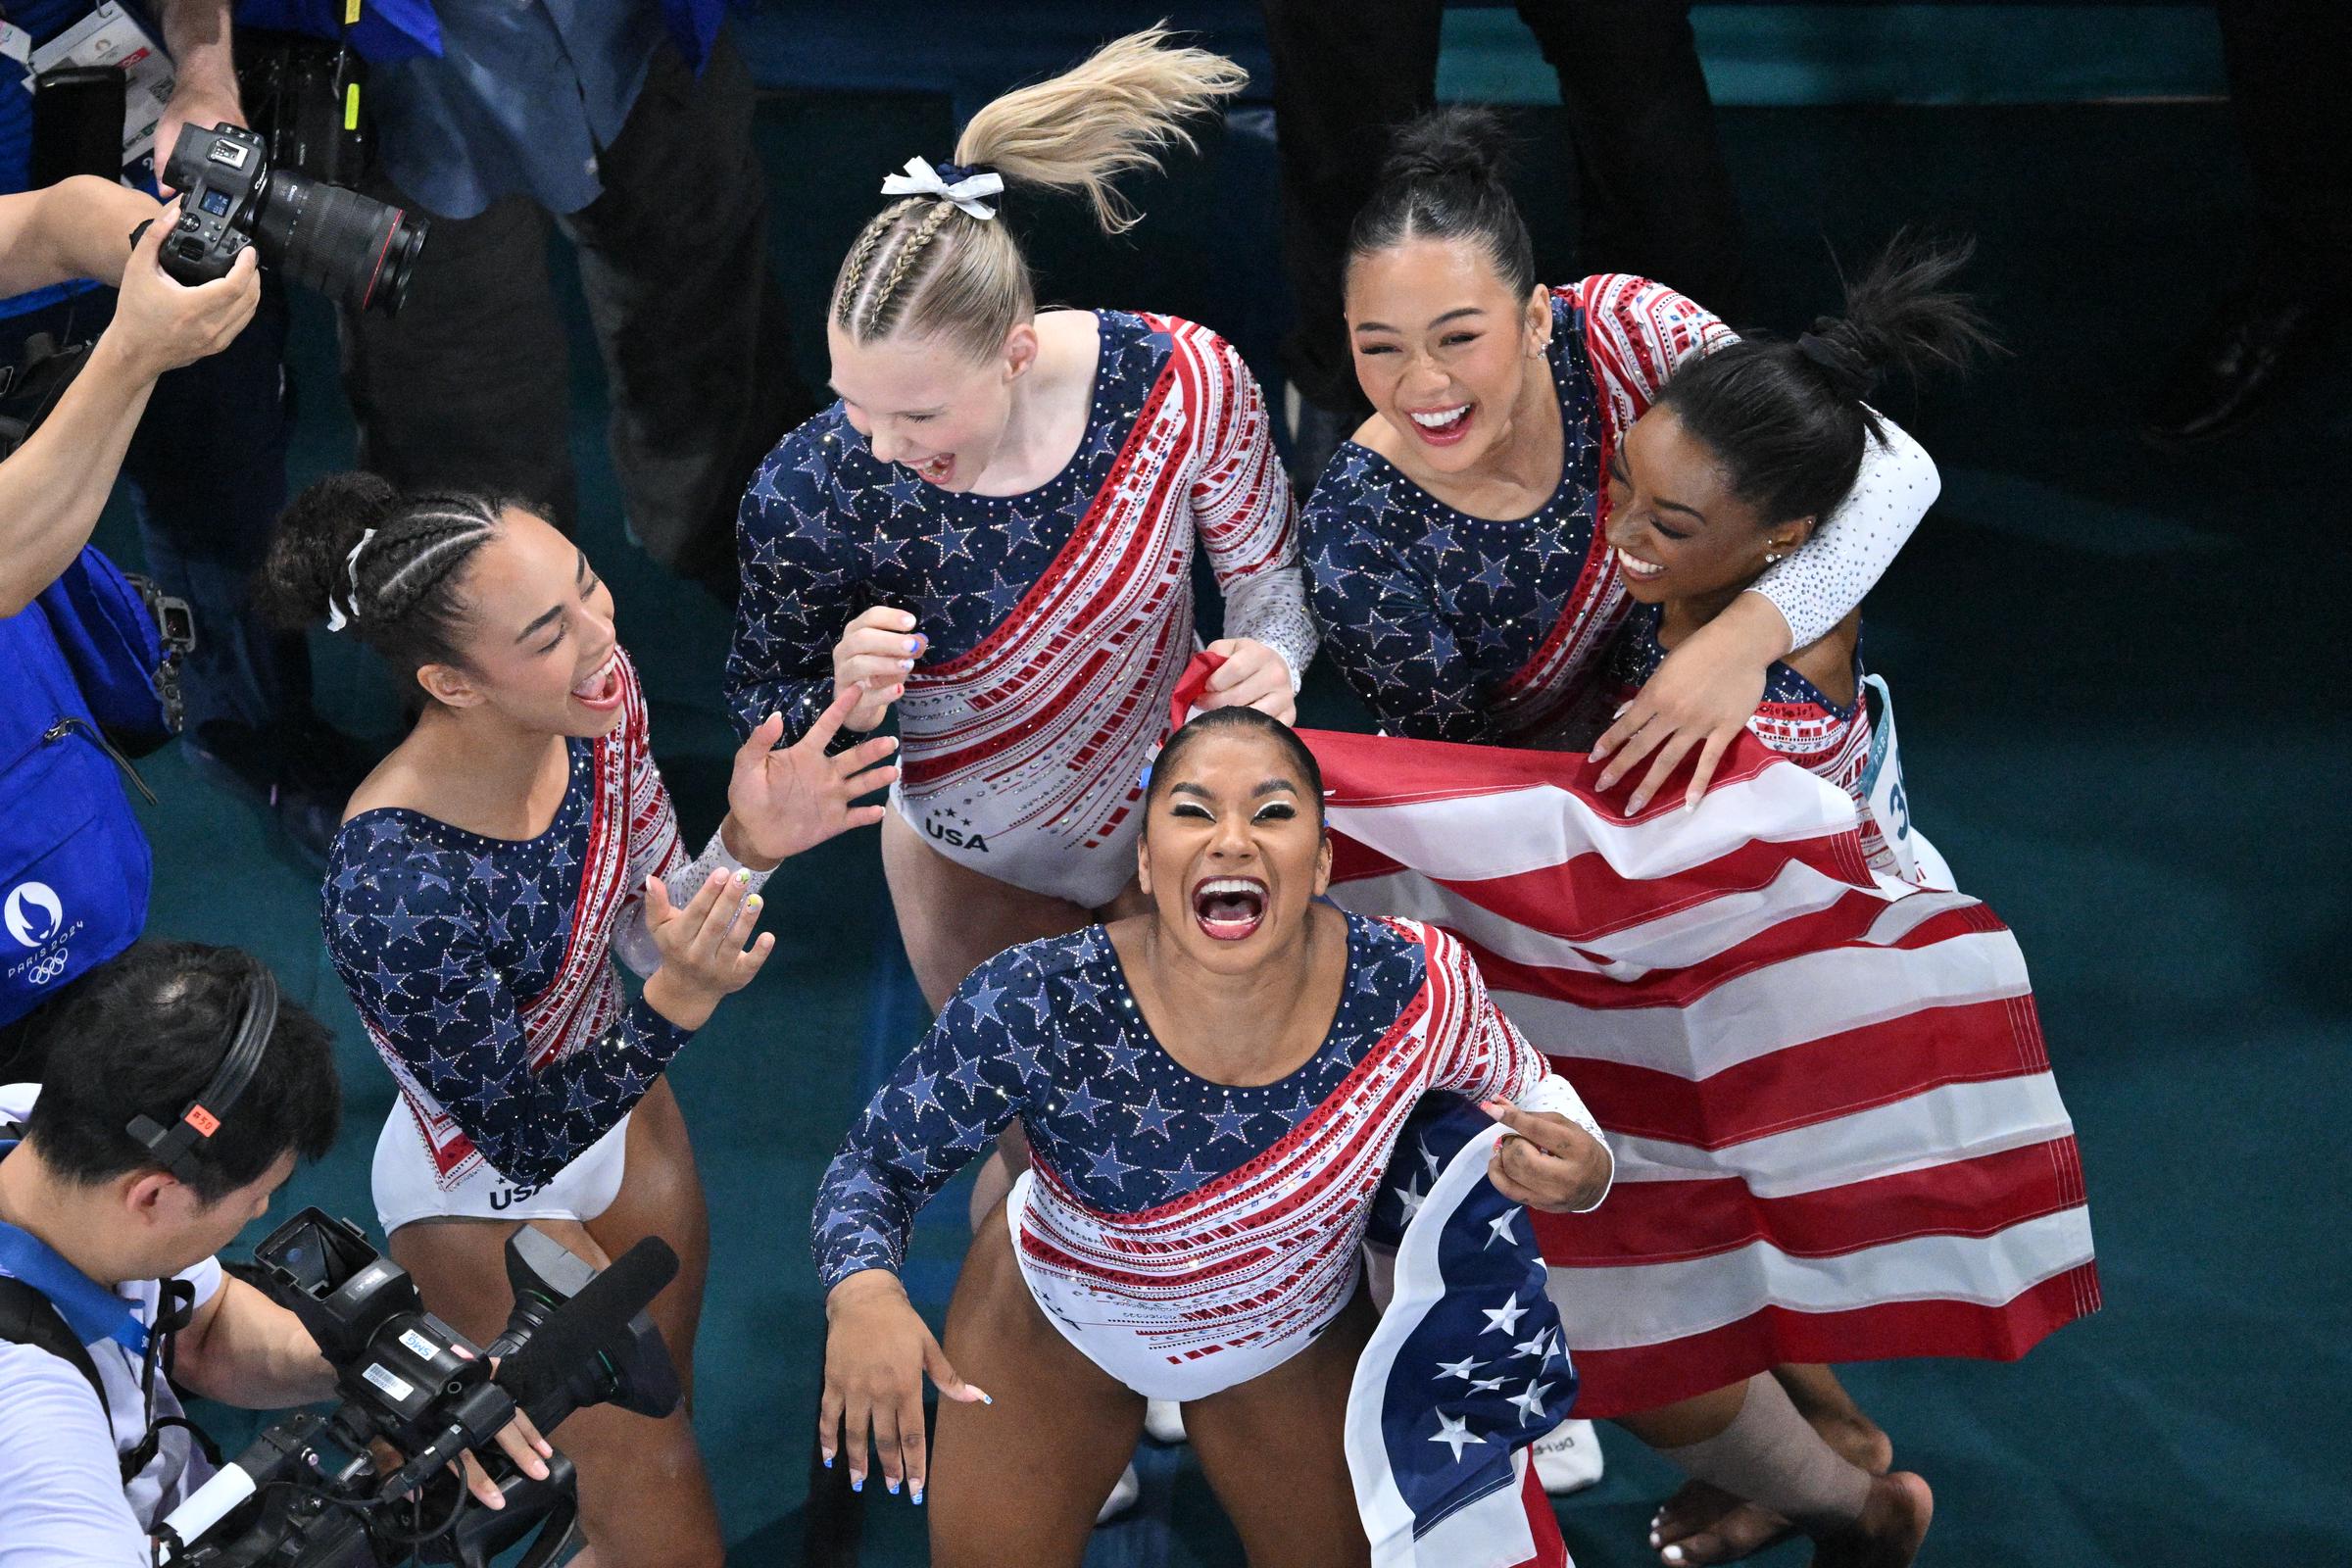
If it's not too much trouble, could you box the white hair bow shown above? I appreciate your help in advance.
[324,527,376,633]
[879,156,1003,221]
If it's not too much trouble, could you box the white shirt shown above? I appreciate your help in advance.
[0,1084,222,1568]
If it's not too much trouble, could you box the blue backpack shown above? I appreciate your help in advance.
[0,547,174,1028]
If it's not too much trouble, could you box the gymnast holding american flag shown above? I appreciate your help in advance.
[1291,111,2094,1568]
[810,706,1612,1567]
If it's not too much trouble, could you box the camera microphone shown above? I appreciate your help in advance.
[498,1237,678,1410]
[371,1238,676,1505]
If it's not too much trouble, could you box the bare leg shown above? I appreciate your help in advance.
[1650,1365,1892,1564]
[879,809,1102,1011]
[926,1200,1146,1568]
[1617,1378,1928,1568]
[387,1080,722,1568]
[1184,1289,1376,1568]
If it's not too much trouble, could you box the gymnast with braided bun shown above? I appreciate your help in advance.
[259,476,899,1568]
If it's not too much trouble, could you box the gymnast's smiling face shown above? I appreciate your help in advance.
[827,318,1038,493]
[1137,721,1332,974]
[412,509,626,740]
[1345,235,1552,480]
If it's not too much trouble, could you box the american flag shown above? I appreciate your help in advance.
[1307,726,2099,1419]
[1350,1097,1575,1568]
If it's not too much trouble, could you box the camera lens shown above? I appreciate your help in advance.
[249,169,431,317]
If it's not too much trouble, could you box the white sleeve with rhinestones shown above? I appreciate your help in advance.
[610,833,774,979]
[1514,1072,1614,1213]
[1750,413,1939,649]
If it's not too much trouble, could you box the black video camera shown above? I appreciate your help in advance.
[155,122,426,316]
[156,1208,680,1568]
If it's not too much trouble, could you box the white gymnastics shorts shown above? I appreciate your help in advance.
[371,1103,631,1236]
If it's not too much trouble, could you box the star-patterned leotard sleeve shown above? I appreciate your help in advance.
[810,944,1051,1288]
[722,428,873,745]
[1174,322,1319,684]
[323,834,694,1189]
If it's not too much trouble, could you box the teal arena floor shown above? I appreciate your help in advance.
[95,84,2351,1568]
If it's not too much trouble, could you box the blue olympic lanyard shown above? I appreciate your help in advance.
[0,1139,152,1356]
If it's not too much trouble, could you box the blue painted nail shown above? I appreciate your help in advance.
[912,1486,925,1505]
[822,1453,833,1469]
[851,1475,863,1494]
[979,1393,994,1405]
[886,1479,900,1495]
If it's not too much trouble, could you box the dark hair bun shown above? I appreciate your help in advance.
[258,471,398,631]
[1379,105,1514,192]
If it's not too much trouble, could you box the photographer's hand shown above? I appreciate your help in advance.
[452,1387,555,1509]
[106,205,262,378]
[153,0,247,192]
[820,1269,990,1505]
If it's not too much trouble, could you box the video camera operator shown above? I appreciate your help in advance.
[0,941,551,1568]
[0,178,257,615]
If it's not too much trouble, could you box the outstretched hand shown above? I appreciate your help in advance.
[820,1270,992,1505]
[723,687,900,866]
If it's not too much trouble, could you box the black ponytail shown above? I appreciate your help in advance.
[1654,232,1998,529]
[259,473,517,684]
[1346,106,1537,300]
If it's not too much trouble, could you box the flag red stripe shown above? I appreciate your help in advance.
[1532,1140,2088,1265]
[1561,1265,2102,1419]
[1455,899,2014,1013]
[1532,996,2049,1148]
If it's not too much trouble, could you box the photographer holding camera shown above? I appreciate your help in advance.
[0,179,257,615]
[0,941,551,1568]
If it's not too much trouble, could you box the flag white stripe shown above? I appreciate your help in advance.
[1549,1204,2096,1352]
[1603,1074,2077,1198]
[1486,931,2034,1080]
[1327,761,1855,885]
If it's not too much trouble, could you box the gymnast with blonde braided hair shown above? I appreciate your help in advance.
[724,29,1317,1042]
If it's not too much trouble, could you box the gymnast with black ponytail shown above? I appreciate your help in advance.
[1598,232,1997,888]
[260,478,898,1568]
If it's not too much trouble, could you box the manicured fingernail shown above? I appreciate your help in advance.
[978,1391,994,1405]
[851,1474,863,1493]
[898,659,914,670]
[736,868,751,884]
[1477,1100,1505,1118]
[822,1451,834,1469]
[537,1439,553,1457]
[1649,1531,1662,1547]
[746,894,762,909]
[886,1478,900,1495]
[911,1484,924,1505]
[1664,1548,1686,1565]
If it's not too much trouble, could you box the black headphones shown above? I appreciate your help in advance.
[123,963,279,1183]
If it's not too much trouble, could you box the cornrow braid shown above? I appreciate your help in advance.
[859,200,959,338]
[260,475,528,697]
[821,29,1245,364]
[833,197,926,328]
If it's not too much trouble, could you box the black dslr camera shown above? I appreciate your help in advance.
[157,1208,680,1568]
[156,122,426,316]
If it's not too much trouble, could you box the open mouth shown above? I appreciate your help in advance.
[913,454,955,484]
[571,649,622,710]
[1616,548,1666,583]
[1405,404,1473,447]
[1190,876,1267,942]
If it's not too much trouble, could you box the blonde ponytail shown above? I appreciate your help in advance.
[829,26,1245,360]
